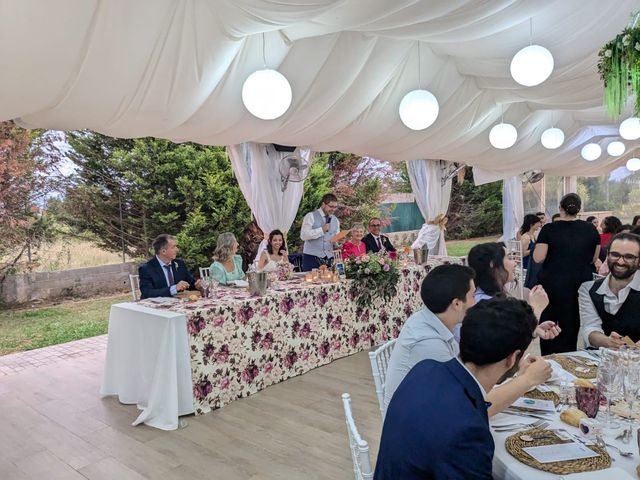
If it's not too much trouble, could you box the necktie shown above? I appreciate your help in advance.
[325,215,330,224]
[163,264,175,286]
[376,237,382,250]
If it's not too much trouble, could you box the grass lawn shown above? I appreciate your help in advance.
[0,293,130,356]
[446,236,499,257]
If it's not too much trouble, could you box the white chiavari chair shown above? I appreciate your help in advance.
[342,393,374,480]
[129,274,140,301]
[506,239,524,300]
[199,267,211,281]
[368,339,397,419]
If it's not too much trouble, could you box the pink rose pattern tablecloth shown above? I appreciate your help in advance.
[139,258,464,414]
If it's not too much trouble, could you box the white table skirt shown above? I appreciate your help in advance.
[100,303,194,430]
[491,351,637,480]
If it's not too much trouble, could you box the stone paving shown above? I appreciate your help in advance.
[0,335,107,376]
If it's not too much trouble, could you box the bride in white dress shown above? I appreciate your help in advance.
[257,229,289,272]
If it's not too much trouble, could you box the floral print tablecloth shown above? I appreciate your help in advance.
[138,258,464,414]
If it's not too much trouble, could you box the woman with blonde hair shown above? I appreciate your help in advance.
[341,222,366,258]
[209,232,245,285]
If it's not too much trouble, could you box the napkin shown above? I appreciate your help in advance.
[547,359,577,383]
[228,280,249,288]
[559,467,635,479]
[489,412,538,427]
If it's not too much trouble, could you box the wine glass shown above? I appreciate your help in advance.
[597,349,623,429]
[620,349,640,436]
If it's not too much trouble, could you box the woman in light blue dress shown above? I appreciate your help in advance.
[209,232,245,285]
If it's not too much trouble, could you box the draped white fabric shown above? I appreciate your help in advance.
[407,159,452,256]
[2,1,639,176]
[500,176,524,241]
[227,143,313,260]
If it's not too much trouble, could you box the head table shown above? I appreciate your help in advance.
[101,257,465,430]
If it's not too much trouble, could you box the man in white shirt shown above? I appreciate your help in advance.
[384,264,551,416]
[579,232,640,348]
[300,193,339,271]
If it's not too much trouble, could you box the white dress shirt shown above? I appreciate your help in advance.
[300,208,340,241]
[156,255,178,296]
[456,357,487,399]
[579,271,640,347]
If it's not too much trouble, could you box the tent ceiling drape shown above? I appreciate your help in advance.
[2,0,639,176]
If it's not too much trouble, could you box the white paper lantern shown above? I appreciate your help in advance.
[489,123,518,149]
[619,117,640,140]
[627,158,640,171]
[540,127,564,149]
[242,69,292,120]
[581,143,602,161]
[606,141,625,156]
[510,45,554,87]
[399,89,440,130]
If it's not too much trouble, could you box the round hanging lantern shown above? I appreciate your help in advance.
[606,141,625,156]
[627,158,640,172]
[619,117,640,140]
[581,143,602,161]
[399,89,440,130]
[489,123,518,149]
[510,45,554,87]
[540,127,564,149]
[242,69,292,120]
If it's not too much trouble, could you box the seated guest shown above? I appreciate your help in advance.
[579,232,640,348]
[375,298,538,480]
[551,213,561,222]
[586,215,600,232]
[384,264,551,417]
[599,215,622,261]
[139,234,200,299]
[257,229,289,272]
[634,215,640,227]
[519,214,542,269]
[362,218,396,254]
[210,232,245,285]
[467,242,561,341]
[341,223,366,259]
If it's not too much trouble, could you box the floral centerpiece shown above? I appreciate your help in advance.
[344,253,399,308]
[598,13,640,117]
[276,262,294,281]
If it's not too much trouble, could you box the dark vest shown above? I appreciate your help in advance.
[589,279,640,342]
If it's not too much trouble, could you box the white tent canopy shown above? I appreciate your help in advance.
[2,0,639,176]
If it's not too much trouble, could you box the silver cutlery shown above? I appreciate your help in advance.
[503,408,555,421]
[493,419,548,432]
[598,437,634,457]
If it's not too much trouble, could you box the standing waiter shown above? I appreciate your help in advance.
[300,193,340,271]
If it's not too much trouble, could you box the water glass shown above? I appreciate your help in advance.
[597,350,623,429]
[208,278,219,298]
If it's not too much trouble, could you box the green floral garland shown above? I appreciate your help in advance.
[345,253,400,308]
[598,18,640,118]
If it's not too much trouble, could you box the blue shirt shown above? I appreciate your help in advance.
[156,256,178,296]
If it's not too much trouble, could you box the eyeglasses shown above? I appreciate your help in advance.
[608,251,639,262]
[327,203,338,209]
[370,223,381,227]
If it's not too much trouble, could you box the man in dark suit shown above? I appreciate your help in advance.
[138,234,201,299]
[374,298,537,480]
[362,218,396,254]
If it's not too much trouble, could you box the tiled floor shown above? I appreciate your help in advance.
[0,335,108,376]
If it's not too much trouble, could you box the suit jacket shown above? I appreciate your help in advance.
[138,257,197,299]
[362,233,396,253]
[374,358,494,480]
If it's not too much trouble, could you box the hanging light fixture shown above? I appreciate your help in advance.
[581,143,601,161]
[242,34,292,120]
[399,42,439,130]
[510,19,554,87]
[626,158,640,171]
[606,141,625,156]
[489,105,517,149]
[619,117,640,140]
[541,127,564,149]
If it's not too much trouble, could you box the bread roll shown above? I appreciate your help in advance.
[560,408,588,427]
[573,378,596,389]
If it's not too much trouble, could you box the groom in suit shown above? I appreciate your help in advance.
[374,298,537,480]
[138,234,201,299]
[362,218,396,254]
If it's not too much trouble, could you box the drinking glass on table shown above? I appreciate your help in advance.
[208,277,219,298]
[597,349,623,429]
[620,349,640,432]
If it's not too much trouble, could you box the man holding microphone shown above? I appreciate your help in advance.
[300,193,340,271]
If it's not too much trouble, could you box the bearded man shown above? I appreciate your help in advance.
[579,232,640,348]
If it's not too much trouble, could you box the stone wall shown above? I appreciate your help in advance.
[1,262,138,306]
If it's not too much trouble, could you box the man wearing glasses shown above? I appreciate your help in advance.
[300,193,340,271]
[579,232,640,348]
[362,218,396,254]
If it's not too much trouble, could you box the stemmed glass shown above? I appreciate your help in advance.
[597,349,623,429]
[620,349,640,437]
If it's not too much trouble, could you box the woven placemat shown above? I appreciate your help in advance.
[505,428,611,475]
[546,354,598,379]
[523,389,560,407]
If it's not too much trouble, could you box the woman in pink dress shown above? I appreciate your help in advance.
[342,223,366,259]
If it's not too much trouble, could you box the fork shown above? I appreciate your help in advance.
[597,437,634,457]
[493,420,548,432]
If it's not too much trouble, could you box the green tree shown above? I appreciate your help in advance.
[62,133,251,270]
